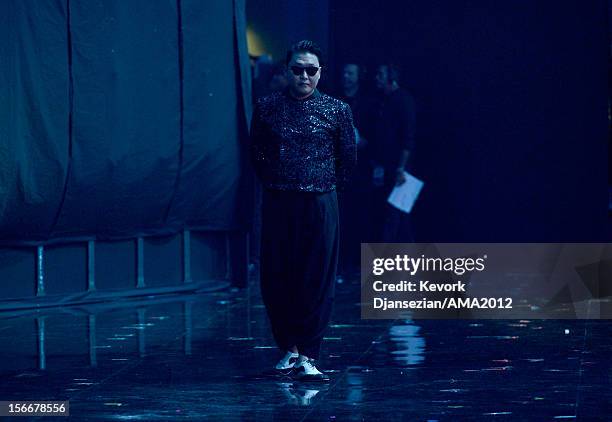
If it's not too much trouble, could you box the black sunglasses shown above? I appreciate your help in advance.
[290,65,321,77]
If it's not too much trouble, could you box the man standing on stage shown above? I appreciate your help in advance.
[250,40,356,381]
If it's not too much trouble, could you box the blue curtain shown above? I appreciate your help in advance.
[0,0,252,245]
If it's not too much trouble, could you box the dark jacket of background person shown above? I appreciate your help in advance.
[338,89,375,147]
[373,88,416,185]
[336,87,377,272]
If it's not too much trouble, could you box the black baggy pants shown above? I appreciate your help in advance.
[260,189,339,360]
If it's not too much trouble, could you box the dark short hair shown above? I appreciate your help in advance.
[286,40,325,66]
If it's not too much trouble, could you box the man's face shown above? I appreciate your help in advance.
[342,64,359,89]
[287,51,321,98]
[375,65,389,90]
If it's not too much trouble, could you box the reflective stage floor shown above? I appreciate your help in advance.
[0,275,610,421]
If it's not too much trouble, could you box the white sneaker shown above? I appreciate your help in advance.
[293,358,330,382]
[274,351,299,375]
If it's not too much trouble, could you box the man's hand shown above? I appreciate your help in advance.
[373,166,385,187]
[395,168,406,186]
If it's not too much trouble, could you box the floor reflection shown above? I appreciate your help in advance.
[0,278,610,420]
[389,320,425,366]
[276,382,325,406]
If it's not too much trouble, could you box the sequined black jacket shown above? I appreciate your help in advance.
[250,89,356,192]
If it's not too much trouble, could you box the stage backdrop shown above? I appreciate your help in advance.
[330,0,609,242]
[0,0,252,245]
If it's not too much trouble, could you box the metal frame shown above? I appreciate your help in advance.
[0,229,248,312]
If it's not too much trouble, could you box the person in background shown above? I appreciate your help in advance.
[268,63,289,93]
[372,63,417,241]
[249,61,289,273]
[337,63,375,275]
[251,54,274,100]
